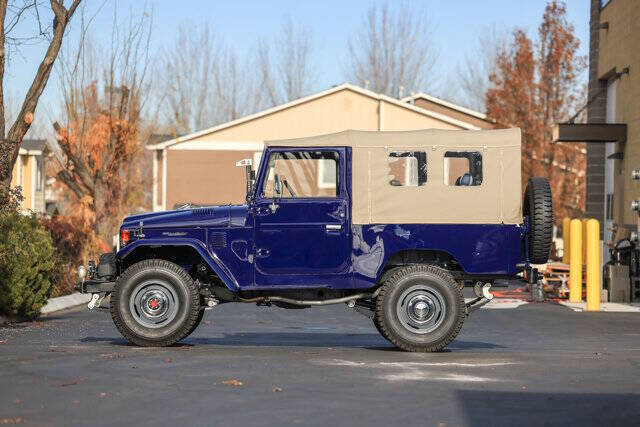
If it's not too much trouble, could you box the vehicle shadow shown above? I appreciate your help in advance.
[80,333,505,351]
[455,390,640,426]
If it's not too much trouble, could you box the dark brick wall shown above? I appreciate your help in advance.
[586,0,606,238]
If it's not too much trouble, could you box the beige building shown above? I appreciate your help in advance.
[555,0,638,241]
[9,139,47,213]
[147,83,492,211]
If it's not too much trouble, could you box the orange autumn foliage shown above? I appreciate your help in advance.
[486,1,587,222]
[51,82,148,260]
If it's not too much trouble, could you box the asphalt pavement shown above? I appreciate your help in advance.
[1,297,639,427]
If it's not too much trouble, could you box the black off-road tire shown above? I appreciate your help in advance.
[110,259,201,347]
[183,308,205,340]
[523,177,554,264]
[372,268,400,340]
[374,265,465,352]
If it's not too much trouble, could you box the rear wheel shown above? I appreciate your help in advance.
[374,265,465,352]
[110,259,201,347]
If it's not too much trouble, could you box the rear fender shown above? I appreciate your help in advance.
[117,238,240,290]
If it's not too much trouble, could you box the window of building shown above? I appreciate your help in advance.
[262,151,339,198]
[388,151,427,186]
[600,0,611,9]
[35,156,43,191]
[443,151,483,186]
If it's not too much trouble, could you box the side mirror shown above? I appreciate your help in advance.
[273,173,283,198]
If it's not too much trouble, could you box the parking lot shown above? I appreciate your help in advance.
[1,297,640,427]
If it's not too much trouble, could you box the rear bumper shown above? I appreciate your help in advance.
[75,279,116,294]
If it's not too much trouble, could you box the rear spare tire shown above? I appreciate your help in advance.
[523,177,554,264]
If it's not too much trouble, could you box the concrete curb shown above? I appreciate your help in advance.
[0,293,91,324]
[557,301,640,313]
[40,293,92,315]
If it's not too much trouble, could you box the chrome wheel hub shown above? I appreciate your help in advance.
[397,285,446,334]
[129,280,179,328]
[141,290,169,318]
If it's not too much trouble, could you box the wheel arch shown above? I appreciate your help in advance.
[117,239,239,290]
[377,249,465,283]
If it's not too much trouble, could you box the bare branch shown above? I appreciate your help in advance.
[345,2,436,97]
[0,0,81,194]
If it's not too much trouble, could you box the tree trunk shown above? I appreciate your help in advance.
[0,0,81,197]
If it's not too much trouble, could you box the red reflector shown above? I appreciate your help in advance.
[120,229,130,245]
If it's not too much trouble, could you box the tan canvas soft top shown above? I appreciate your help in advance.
[264,128,522,225]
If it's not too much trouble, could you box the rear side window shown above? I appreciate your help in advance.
[388,151,427,186]
[443,151,483,186]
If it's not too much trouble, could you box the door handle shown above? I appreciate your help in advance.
[325,224,342,231]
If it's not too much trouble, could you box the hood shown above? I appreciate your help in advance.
[121,205,249,229]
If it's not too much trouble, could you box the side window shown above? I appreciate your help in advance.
[443,151,483,186]
[262,151,339,198]
[388,151,427,186]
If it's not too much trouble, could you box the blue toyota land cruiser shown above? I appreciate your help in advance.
[76,128,553,352]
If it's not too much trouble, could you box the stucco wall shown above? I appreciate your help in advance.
[191,90,382,142]
[412,98,493,129]
[382,101,460,131]
[599,0,640,228]
[166,150,256,207]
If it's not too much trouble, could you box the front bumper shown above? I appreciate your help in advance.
[75,279,116,294]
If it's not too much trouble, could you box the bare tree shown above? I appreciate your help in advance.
[455,27,506,112]
[158,24,216,134]
[257,18,316,107]
[0,0,82,204]
[345,2,436,97]
[50,4,154,245]
[158,24,261,135]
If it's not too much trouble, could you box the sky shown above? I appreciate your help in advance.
[4,0,590,136]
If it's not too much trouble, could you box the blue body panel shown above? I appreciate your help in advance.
[117,146,525,292]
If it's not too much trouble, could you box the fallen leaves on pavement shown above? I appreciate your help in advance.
[220,379,243,386]
[272,387,282,393]
[0,417,22,425]
[56,380,78,388]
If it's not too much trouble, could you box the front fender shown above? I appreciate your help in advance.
[117,238,240,290]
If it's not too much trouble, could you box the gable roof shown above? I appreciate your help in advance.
[148,83,481,151]
[19,139,47,155]
[401,92,488,120]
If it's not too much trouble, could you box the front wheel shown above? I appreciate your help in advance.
[374,265,465,352]
[110,259,201,347]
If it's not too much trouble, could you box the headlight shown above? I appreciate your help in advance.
[78,265,87,280]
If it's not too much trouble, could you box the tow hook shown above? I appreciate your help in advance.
[88,293,106,310]
[465,282,493,315]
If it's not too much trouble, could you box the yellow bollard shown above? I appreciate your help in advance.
[569,219,583,302]
[582,219,588,265]
[586,219,601,311]
[562,217,571,264]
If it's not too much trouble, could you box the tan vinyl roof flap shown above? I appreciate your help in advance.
[265,128,522,225]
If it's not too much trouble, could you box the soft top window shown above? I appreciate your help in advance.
[443,151,483,186]
[388,151,427,186]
